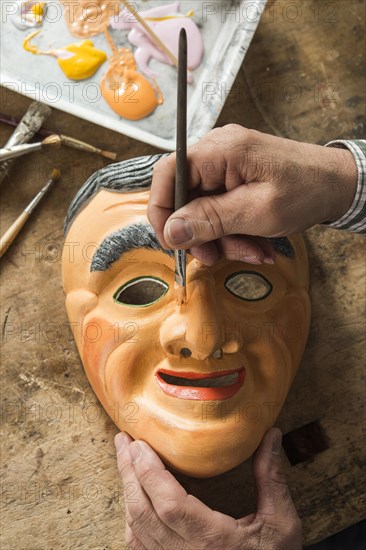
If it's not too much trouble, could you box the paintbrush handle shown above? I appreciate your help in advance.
[0,169,60,258]
[175,30,188,210]
[0,211,29,258]
[174,29,188,295]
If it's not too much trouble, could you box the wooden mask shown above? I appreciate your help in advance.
[62,155,311,477]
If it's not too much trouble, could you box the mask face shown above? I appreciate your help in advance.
[62,157,311,478]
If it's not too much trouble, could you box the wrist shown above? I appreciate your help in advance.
[322,146,358,223]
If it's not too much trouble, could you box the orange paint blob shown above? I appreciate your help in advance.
[60,0,117,38]
[100,47,163,121]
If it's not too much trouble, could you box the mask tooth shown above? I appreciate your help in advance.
[160,372,238,388]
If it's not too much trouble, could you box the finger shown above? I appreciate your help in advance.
[148,147,225,248]
[252,429,298,520]
[129,440,238,539]
[124,524,147,550]
[148,126,249,248]
[189,242,220,265]
[219,236,275,265]
[189,236,276,266]
[162,184,276,249]
[148,154,176,248]
[114,433,174,548]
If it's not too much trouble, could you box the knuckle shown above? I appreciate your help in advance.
[223,123,248,137]
[156,498,184,525]
[153,153,174,172]
[126,502,154,531]
[196,198,225,239]
[270,465,289,486]
[205,124,251,149]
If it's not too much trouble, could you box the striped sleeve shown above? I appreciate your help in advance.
[323,140,366,234]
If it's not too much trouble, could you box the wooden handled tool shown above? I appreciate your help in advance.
[120,0,179,67]
[174,28,188,304]
[0,169,61,258]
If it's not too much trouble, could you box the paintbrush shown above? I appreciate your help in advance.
[0,168,61,258]
[174,28,188,304]
[0,134,117,162]
[120,0,191,80]
[58,134,116,160]
[0,114,117,160]
[0,134,62,161]
[0,101,51,182]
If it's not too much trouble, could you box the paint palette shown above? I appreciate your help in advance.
[0,0,266,150]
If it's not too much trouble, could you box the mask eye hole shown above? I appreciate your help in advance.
[225,271,272,301]
[114,276,168,307]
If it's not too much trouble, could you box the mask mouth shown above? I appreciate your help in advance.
[159,371,239,388]
[155,367,245,400]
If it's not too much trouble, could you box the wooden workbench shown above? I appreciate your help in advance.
[1,1,365,547]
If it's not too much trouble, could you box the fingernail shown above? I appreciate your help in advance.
[243,256,262,265]
[114,432,129,454]
[129,441,143,464]
[263,256,275,265]
[272,432,283,455]
[167,218,193,245]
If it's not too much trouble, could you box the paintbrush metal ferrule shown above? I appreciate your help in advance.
[0,135,61,162]
[24,168,61,213]
[174,249,187,286]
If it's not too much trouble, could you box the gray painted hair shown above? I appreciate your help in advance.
[64,154,167,234]
[65,154,295,260]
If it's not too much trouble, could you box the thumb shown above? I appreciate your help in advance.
[163,188,253,248]
[252,428,297,519]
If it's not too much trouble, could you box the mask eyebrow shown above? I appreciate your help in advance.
[90,223,174,272]
[266,237,295,259]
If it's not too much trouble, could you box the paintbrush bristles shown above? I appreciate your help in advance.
[100,150,117,160]
[51,168,61,181]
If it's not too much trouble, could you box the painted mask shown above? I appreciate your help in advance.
[62,155,311,478]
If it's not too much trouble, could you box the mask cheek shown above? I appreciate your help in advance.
[65,290,98,350]
[277,290,311,370]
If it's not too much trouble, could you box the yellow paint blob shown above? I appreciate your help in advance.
[23,32,107,80]
[58,40,107,80]
[101,48,163,120]
[23,30,40,54]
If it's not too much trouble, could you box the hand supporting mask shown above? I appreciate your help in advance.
[62,155,311,478]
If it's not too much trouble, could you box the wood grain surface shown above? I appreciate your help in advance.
[1,1,365,548]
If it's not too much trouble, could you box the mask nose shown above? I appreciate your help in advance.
[160,278,239,361]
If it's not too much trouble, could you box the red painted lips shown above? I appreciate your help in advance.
[155,367,245,400]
